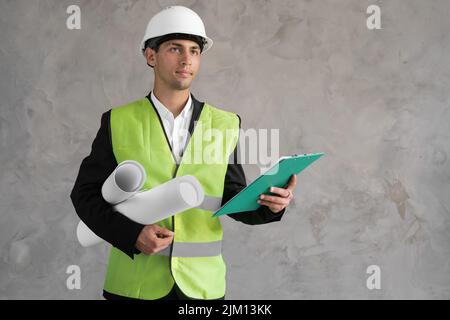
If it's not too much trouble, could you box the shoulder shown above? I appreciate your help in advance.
[203,102,241,128]
[111,97,149,113]
[191,94,241,128]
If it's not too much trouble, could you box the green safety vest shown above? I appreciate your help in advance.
[103,97,240,299]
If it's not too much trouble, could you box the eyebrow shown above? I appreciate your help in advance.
[167,42,200,50]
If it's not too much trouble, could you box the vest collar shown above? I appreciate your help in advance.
[145,92,205,169]
[146,91,204,138]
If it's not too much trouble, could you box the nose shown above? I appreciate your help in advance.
[180,51,192,66]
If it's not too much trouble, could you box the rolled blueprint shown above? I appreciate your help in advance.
[77,171,205,246]
[77,160,146,247]
[101,160,146,205]
[77,220,102,247]
[114,175,205,225]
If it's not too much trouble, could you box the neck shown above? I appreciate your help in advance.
[153,85,189,118]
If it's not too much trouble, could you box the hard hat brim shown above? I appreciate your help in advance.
[141,34,213,55]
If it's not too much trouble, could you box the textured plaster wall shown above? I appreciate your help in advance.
[1,0,449,299]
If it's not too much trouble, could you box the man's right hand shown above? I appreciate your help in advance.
[135,224,174,255]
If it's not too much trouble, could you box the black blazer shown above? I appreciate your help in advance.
[70,93,285,259]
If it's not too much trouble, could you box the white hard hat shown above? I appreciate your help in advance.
[140,6,213,55]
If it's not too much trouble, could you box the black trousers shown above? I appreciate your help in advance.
[103,283,225,300]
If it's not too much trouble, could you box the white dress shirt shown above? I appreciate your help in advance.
[151,91,193,164]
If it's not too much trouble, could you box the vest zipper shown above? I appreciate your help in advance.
[169,164,180,281]
[146,94,203,293]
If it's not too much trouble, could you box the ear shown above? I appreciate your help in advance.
[144,47,156,68]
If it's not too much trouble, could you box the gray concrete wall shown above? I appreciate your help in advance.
[1,0,449,299]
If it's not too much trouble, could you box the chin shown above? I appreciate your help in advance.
[172,81,192,91]
[172,84,191,91]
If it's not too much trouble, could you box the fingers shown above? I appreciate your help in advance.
[258,194,289,206]
[257,199,285,213]
[138,225,174,255]
[157,233,173,247]
[256,175,298,214]
[269,186,291,199]
[287,174,297,189]
[267,174,297,199]
[157,227,175,238]
[151,226,174,249]
[151,224,172,235]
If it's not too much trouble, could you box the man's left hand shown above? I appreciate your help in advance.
[257,174,298,214]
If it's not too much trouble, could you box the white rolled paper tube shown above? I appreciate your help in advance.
[101,160,146,205]
[76,160,146,247]
[76,220,103,247]
[76,175,204,247]
[113,175,205,225]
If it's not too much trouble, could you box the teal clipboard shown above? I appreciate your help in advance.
[212,152,325,217]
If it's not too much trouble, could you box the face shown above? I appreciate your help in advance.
[145,39,201,91]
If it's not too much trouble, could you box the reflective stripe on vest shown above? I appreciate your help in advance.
[196,195,222,212]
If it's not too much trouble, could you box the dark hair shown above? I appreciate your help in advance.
[144,33,205,53]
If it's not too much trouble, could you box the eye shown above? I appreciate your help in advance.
[170,47,180,53]
[191,50,200,56]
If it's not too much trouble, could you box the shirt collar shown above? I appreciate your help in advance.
[151,91,192,120]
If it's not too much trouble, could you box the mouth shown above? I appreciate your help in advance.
[175,70,192,78]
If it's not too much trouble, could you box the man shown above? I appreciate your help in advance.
[70,6,297,300]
